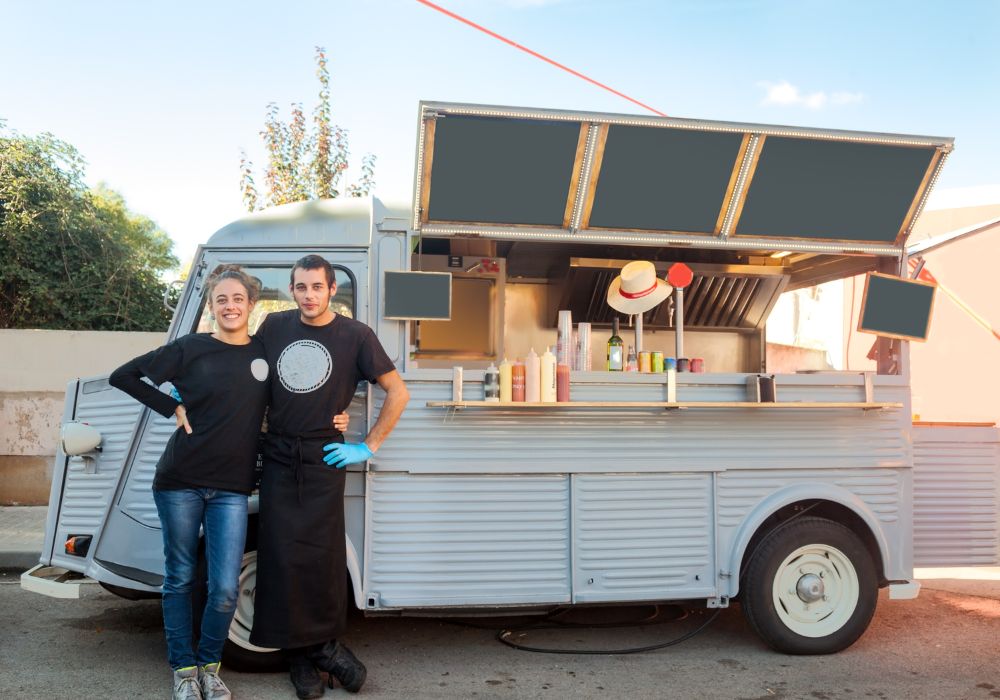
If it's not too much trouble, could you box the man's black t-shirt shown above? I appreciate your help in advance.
[109,334,270,494]
[255,310,395,442]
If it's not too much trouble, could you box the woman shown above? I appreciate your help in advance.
[110,265,348,700]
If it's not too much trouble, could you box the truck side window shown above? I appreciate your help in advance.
[194,265,355,334]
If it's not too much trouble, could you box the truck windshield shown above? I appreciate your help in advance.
[195,265,355,334]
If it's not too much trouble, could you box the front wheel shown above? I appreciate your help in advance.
[193,544,285,672]
[741,517,878,654]
[222,550,285,671]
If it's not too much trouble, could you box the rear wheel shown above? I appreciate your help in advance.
[741,516,878,654]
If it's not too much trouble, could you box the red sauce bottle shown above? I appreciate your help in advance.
[556,364,571,402]
[512,362,526,402]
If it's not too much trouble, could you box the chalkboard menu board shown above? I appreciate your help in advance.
[858,272,936,341]
[383,271,452,320]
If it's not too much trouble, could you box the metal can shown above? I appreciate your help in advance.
[677,357,690,372]
[690,357,704,373]
[638,351,651,373]
[651,351,664,374]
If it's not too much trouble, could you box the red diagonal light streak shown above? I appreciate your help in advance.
[415,0,667,117]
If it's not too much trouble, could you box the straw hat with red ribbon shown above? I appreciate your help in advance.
[606,260,673,315]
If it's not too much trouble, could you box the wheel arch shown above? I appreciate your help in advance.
[726,484,889,598]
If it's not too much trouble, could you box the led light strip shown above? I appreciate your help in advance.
[569,124,602,231]
[425,103,952,148]
[903,151,950,238]
[720,134,761,238]
[412,111,430,230]
[420,224,902,255]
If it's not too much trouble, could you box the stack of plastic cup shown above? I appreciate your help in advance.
[576,322,592,371]
[557,310,573,368]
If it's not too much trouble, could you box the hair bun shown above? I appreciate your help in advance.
[205,264,262,303]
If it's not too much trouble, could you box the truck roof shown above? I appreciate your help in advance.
[206,196,410,249]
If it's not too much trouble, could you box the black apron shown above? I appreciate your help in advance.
[250,430,347,649]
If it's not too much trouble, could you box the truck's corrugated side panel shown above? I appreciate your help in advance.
[364,474,571,607]
[572,473,715,602]
[913,425,1000,566]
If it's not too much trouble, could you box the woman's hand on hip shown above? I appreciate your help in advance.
[332,411,350,432]
[175,405,193,434]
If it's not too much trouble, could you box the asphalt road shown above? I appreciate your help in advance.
[1,571,998,699]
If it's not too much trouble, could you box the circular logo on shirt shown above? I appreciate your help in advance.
[250,358,269,382]
[276,340,332,393]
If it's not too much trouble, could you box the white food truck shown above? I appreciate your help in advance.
[23,102,1000,667]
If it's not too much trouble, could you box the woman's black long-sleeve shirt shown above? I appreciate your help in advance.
[109,333,269,494]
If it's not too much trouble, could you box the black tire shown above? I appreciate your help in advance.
[741,516,878,655]
[192,519,286,672]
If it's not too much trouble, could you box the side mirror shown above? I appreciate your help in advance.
[61,422,102,456]
[163,279,184,313]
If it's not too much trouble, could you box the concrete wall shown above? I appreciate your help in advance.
[0,330,165,504]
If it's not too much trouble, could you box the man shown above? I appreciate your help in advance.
[249,254,409,698]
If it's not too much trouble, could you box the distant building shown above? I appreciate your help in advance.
[768,190,1000,425]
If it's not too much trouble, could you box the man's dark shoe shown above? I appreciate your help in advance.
[289,652,324,699]
[308,641,367,693]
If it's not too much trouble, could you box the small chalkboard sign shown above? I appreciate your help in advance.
[383,271,452,321]
[858,272,936,342]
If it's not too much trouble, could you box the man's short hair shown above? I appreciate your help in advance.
[290,255,335,287]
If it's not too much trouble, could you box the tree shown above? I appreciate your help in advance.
[240,47,376,212]
[0,127,178,330]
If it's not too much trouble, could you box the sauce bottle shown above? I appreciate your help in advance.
[499,357,512,403]
[525,348,540,403]
[512,360,526,402]
[556,364,571,402]
[540,347,557,403]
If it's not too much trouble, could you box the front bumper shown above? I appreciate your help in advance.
[888,579,921,600]
[20,564,93,599]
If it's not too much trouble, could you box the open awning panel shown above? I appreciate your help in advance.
[415,102,953,254]
[587,126,744,234]
[735,137,938,243]
[425,116,582,227]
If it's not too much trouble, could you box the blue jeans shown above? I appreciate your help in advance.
[153,488,248,670]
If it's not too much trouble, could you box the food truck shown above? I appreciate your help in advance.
[22,102,1000,667]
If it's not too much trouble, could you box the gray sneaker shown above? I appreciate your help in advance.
[199,663,232,700]
[172,666,204,700]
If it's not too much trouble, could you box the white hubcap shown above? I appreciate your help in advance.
[771,543,859,638]
[228,551,278,653]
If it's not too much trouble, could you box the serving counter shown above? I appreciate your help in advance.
[372,370,910,475]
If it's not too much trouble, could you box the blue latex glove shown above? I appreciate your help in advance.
[322,441,373,469]
[169,386,183,403]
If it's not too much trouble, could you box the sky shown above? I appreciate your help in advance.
[2,0,998,266]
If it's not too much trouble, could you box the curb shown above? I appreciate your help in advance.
[0,550,42,572]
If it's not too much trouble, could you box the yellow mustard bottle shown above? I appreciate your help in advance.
[499,357,512,403]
